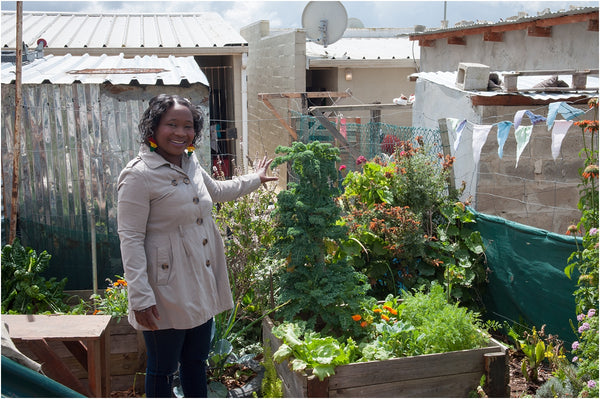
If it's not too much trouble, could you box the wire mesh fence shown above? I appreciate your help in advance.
[291,111,443,171]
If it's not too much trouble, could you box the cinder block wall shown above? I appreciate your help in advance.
[475,104,587,234]
[241,21,307,188]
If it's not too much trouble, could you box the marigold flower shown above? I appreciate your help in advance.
[360,321,367,328]
[105,287,112,292]
[352,314,362,321]
[381,314,390,321]
[117,279,127,286]
[382,305,394,313]
[582,164,599,179]
[93,309,100,315]
[373,308,382,313]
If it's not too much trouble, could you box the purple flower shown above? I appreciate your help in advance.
[588,380,596,389]
[587,308,596,318]
[589,227,598,235]
[356,156,367,165]
[572,341,580,350]
[577,313,586,322]
[578,322,591,333]
[572,356,578,362]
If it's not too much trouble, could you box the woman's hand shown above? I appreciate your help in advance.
[134,305,160,330]
[255,156,278,184]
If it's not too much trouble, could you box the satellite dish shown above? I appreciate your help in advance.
[302,1,348,47]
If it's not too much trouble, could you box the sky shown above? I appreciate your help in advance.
[0,0,597,32]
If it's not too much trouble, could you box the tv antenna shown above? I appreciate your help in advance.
[302,1,348,47]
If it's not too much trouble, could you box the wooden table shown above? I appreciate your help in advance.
[2,314,112,397]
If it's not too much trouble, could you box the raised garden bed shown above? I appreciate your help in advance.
[263,317,509,398]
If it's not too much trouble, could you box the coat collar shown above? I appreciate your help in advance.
[138,144,193,172]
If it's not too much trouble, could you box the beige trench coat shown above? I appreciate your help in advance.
[117,146,261,330]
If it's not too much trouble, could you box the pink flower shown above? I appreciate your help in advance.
[589,227,598,235]
[588,380,596,389]
[577,313,586,322]
[572,356,578,362]
[572,341,580,350]
[339,165,347,172]
[356,156,367,165]
[578,322,591,333]
[588,309,596,318]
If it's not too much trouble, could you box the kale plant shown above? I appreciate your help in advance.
[270,141,369,335]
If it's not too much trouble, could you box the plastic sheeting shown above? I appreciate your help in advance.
[474,209,582,342]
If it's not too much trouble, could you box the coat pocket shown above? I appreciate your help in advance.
[154,244,173,286]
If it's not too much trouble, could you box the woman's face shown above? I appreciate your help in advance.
[154,103,195,166]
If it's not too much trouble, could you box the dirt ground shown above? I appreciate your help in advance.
[109,349,551,398]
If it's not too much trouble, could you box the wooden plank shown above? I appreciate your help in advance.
[3,314,113,340]
[447,36,466,45]
[527,25,552,37]
[308,103,409,113]
[63,340,88,370]
[484,352,510,398]
[483,31,503,42]
[258,91,351,100]
[310,109,360,161]
[261,97,298,140]
[329,345,499,389]
[330,371,484,398]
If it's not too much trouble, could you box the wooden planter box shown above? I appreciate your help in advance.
[13,317,146,394]
[263,317,509,398]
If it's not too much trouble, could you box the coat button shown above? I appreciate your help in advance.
[193,197,199,204]
[161,263,169,270]
[205,260,211,267]
[196,218,203,225]
[202,238,208,246]
[183,178,190,184]
[171,179,178,186]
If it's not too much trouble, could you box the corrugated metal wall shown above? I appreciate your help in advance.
[1,83,210,289]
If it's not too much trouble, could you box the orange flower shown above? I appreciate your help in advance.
[93,309,100,315]
[116,279,127,287]
[389,308,398,315]
[360,321,367,328]
[566,224,580,236]
[582,164,599,179]
[381,314,390,322]
[383,305,394,313]
[373,308,382,313]
[352,314,362,321]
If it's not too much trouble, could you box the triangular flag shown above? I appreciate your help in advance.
[547,102,585,130]
[496,121,513,158]
[472,124,493,165]
[515,125,533,167]
[454,119,467,152]
[551,120,574,160]
[525,110,546,125]
[514,110,527,130]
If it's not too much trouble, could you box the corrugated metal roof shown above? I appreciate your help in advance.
[306,36,419,61]
[411,70,598,100]
[1,11,247,50]
[1,53,209,86]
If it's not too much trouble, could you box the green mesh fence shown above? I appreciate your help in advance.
[291,112,443,170]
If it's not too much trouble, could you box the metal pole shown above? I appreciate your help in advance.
[9,1,23,244]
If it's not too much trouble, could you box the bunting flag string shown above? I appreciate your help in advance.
[444,100,596,165]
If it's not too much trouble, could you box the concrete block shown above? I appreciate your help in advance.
[455,62,490,91]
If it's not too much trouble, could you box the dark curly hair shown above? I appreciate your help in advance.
[138,94,204,147]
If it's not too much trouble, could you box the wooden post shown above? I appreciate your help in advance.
[484,351,510,398]
[9,1,23,244]
[437,118,456,192]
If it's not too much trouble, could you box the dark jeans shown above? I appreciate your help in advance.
[142,318,213,398]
